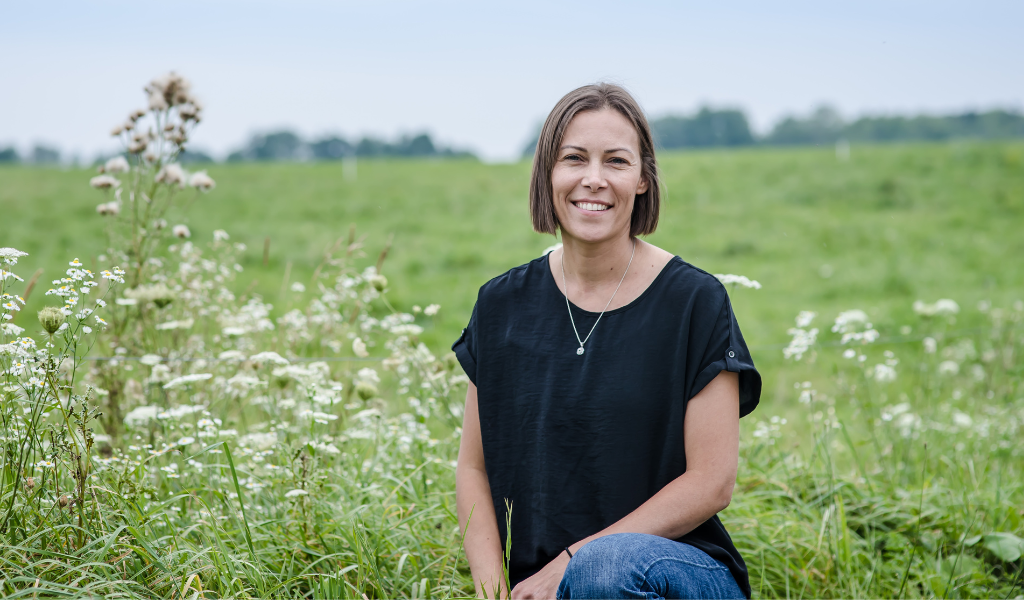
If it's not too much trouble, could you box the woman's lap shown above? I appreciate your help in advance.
[556,533,744,600]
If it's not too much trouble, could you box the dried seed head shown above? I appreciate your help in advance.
[155,163,186,186]
[59,495,70,508]
[38,306,65,335]
[24,477,35,490]
[96,201,121,216]
[188,171,215,191]
[163,123,175,132]
[172,224,191,239]
[111,124,124,136]
[143,151,157,163]
[131,109,146,120]
[104,156,130,174]
[90,175,121,189]
[148,91,169,111]
[370,274,388,292]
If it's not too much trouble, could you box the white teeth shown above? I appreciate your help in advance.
[575,202,609,211]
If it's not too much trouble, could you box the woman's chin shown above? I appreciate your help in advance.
[560,223,627,246]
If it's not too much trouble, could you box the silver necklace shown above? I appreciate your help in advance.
[560,239,636,356]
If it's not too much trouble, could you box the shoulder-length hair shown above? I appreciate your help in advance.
[529,83,661,237]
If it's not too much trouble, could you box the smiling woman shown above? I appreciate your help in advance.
[453,83,761,600]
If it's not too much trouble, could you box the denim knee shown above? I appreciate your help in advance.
[557,534,652,599]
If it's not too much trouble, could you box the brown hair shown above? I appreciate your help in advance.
[529,83,661,237]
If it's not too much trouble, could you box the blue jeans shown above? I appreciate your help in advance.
[556,533,745,599]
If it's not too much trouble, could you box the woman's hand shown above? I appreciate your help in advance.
[510,551,571,599]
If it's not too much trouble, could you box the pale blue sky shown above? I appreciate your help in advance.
[2,1,1021,161]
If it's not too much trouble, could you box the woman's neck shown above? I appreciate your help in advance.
[559,232,638,292]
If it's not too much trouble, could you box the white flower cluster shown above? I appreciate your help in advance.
[714,274,762,290]
[913,299,960,317]
[831,309,879,345]
[784,311,818,361]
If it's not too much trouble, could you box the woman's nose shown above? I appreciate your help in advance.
[581,161,605,191]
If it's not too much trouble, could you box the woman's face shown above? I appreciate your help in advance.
[550,108,648,245]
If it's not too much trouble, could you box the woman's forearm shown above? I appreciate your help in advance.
[457,463,507,598]
[566,467,732,554]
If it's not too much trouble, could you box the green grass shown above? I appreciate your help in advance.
[5,141,1024,357]
[2,142,1024,598]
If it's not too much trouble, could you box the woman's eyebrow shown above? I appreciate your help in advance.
[559,145,636,156]
[603,147,635,156]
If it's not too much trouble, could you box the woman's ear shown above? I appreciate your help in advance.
[636,174,649,195]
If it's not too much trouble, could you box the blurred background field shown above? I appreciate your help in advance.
[3,139,1023,381]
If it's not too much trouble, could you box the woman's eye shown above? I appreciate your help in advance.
[564,154,583,162]
[609,157,628,165]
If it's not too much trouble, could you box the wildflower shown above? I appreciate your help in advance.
[100,268,125,284]
[355,381,378,400]
[0,248,28,265]
[923,337,937,354]
[832,309,870,332]
[35,460,55,468]
[155,164,186,186]
[124,405,160,427]
[952,411,973,428]
[424,303,441,316]
[795,311,815,328]
[249,351,289,365]
[714,274,762,290]
[104,156,130,174]
[155,318,193,330]
[842,349,856,359]
[94,316,108,326]
[82,326,92,334]
[370,274,388,292]
[37,306,65,335]
[870,363,897,383]
[140,354,162,366]
[90,175,121,189]
[96,201,121,216]
[938,361,960,376]
[176,436,195,446]
[163,373,213,389]
[28,377,45,388]
[172,224,191,239]
[239,432,277,450]
[148,91,169,111]
[188,171,215,191]
[284,489,308,498]
[213,229,230,242]
[290,282,305,293]
[353,337,368,358]
[913,299,960,317]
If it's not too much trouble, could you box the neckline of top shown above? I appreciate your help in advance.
[541,253,683,317]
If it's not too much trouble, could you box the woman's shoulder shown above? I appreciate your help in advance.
[475,255,549,303]
[658,256,729,303]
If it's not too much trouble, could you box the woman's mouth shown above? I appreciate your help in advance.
[572,201,610,212]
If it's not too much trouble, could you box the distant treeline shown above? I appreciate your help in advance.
[4,108,1023,165]
[521,106,1024,156]
[0,131,473,166]
[224,131,474,162]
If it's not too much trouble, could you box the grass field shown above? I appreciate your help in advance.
[2,142,1024,597]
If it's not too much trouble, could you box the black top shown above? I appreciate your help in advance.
[452,254,761,598]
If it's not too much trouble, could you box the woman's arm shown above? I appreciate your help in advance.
[511,370,741,599]
[456,382,508,598]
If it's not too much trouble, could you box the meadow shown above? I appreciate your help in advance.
[1,124,1023,598]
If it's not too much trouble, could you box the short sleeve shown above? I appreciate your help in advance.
[690,293,762,418]
[451,302,478,386]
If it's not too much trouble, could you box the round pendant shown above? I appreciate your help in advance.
[577,347,585,355]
